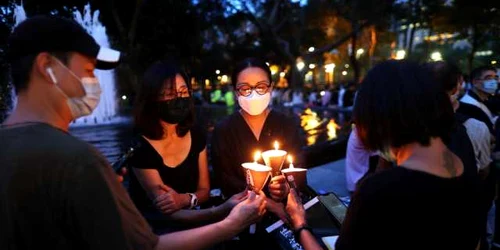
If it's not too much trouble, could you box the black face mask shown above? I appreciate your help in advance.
[158,97,191,124]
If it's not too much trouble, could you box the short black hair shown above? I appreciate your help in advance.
[231,57,272,88]
[470,66,497,81]
[353,60,454,151]
[423,61,462,92]
[9,51,70,94]
[134,61,195,140]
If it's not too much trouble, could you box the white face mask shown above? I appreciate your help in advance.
[481,79,498,95]
[47,59,101,120]
[238,90,271,116]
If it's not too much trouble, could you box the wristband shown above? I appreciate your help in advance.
[294,225,312,240]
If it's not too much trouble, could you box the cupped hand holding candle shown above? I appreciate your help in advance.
[242,151,271,193]
[281,155,308,193]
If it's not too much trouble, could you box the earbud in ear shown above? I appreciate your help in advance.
[46,67,57,84]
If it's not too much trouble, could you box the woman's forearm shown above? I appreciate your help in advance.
[165,204,230,225]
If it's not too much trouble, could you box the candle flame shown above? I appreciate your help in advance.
[288,155,294,169]
[254,151,261,162]
[274,141,279,150]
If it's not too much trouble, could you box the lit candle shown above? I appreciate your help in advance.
[262,141,288,176]
[288,155,294,169]
[242,151,271,192]
[254,151,261,164]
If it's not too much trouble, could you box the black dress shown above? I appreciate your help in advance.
[128,126,206,215]
[336,167,482,250]
[210,109,304,197]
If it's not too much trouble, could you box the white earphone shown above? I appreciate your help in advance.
[46,67,58,84]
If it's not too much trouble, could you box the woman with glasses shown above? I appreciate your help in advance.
[210,57,304,249]
[127,61,247,234]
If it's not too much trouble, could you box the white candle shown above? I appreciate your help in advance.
[262,141,287,176]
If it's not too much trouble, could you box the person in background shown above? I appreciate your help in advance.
[1,16,266,250]
[211,57,302,249]
[210,85,224,105]
[335,60,481,249]
[457,66,498,133]
[223,85,235,108]
[345,128,378,193]
[426,61,493,250]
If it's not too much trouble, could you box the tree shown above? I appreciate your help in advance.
[445,0,500,72]
[215,0,395,87]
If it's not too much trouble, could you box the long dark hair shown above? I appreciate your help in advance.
[134,61,195,139]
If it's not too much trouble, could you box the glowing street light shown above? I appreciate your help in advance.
[270,65,279,75]
[324,63,335,85]
[215,69,220,75]
[492,60,497,65]
[221,75,229,84]
[121,95,127,100]
[356,48,364,58]
[344,64,349,68]
[342,71,348,76]
[430,51,443,61]
[309,63,316,69]
[308,47,315,52]
[296,61,305,71]
[324,63,335,73]
[396,50,406,60]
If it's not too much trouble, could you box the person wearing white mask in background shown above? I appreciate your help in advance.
[1,16,266,250]
[458,66,499,134]
[211,57,304,249]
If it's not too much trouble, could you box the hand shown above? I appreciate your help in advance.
[268,175,289,201]
[116,167,127,183]
[225,190,267,230]
[153,184,190,214]
[286,189,307,230]
[222,190,249,211]
[266,198,291,226]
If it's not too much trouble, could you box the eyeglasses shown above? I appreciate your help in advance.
[236,82,271,97]
[159,86,191,100]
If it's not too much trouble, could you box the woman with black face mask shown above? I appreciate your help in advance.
[127,61,248,234]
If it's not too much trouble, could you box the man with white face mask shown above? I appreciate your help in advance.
[458,66,499,133]
[1,16,266,250]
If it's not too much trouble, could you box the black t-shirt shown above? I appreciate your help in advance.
[128,126,206,212]
[336,167,481,250]
[0,123,158,250]
[210,110,304,197]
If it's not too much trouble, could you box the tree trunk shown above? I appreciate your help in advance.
[368,25,377,68]
[407,23,416,56]
[468,24,478,74]
[350,22,360,83]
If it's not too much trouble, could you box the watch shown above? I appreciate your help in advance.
[188,193,198,209]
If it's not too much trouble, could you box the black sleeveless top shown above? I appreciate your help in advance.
[128,126,207,212]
